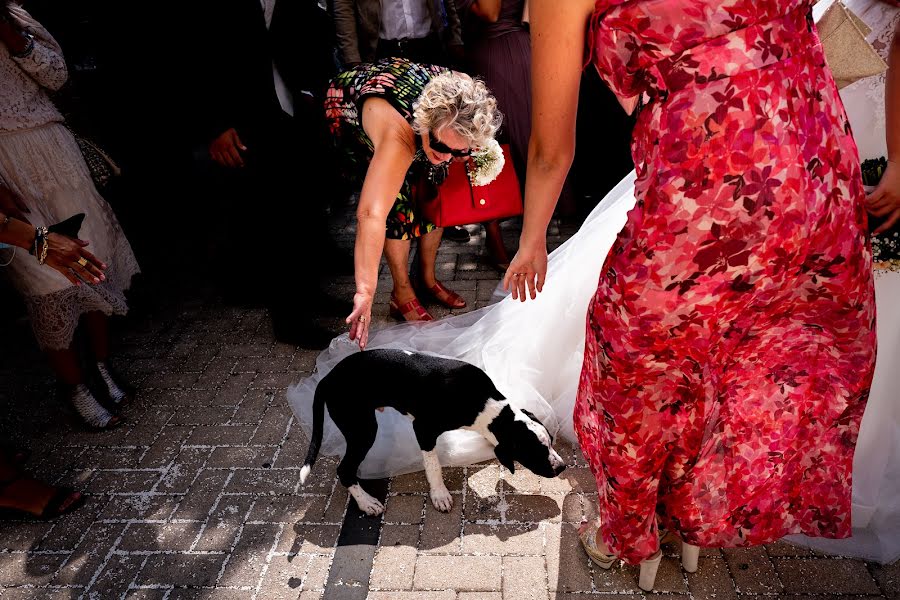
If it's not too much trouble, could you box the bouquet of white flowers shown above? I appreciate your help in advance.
[467,139,505,187]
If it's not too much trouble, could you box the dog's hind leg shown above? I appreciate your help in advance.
[338,414,384,516]
[414,424,453,512]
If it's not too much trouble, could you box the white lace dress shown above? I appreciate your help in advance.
[0,6,139,350]
[287,0,900,565]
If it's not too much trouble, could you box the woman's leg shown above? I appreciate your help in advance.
[417,227,444,288]
[81,311,109,362]
[45,346,83,387]
[484,220,510,269]
[82,311,131,406]
[385,238,416,303]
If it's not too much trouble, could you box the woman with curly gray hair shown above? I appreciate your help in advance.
[324,58,501,348]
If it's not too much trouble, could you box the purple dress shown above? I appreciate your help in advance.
[456,0,531,186]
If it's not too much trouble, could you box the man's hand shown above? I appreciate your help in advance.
[209,128,247,168]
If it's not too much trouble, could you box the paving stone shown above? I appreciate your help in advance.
[84,553,145,598]
[157,448,212,493]
[872,561,900,599]
[774,557,880,595]
[135,553,226,587]
[370,544,418,590]
[419,493,463,554]
[277,523,341,554]
[170,470,230,521]
[86,470,162,494]
[118,521,203,551]
[54,521,127,586]
[413,555,502,591]
[248,494,328,523]
[384,494,426,524]
[185,425,257,447]
[379,524,420,548]
[258,554,313,599]
[368,593,455,600]
[503,555,549,600]
[0,521,54,551]
[505,493,564,524]
[462,523,544,555]
[0,552,67,586]
[0,589,72,600]
[218,523,280,586]
[226,469,301,495]
[686,556,738,600]
[546,523,593,593]
[206,445,278,469]
[722,546,783,594]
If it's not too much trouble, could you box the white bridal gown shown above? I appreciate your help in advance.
[784,0,900,565]
[287,0,900,565]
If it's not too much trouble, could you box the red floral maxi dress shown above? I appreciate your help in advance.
[574,0,877,564]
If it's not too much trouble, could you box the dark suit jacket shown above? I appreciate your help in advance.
[333,0,463,65]
[191,0,336,145]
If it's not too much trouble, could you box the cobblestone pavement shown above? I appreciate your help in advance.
[1,215,897,600]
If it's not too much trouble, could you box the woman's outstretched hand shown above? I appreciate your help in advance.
[503,239,548,301]
[347,290,374,350]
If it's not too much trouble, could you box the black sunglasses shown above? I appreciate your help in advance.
[429,131,471,158]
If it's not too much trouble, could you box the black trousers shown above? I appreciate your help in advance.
[207,102,335,323]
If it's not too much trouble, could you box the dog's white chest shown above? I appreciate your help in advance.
[466,401,502,446]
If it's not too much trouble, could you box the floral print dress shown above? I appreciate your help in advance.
[574,0,877,564]
[325,58,448,240]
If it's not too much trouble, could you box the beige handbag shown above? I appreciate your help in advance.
[816,1,888,89]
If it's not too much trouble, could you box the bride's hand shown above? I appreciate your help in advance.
[347,291,374,350]
[503,238,548,301]
[867,160,900,235]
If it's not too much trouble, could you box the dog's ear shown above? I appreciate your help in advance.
[494,444,516,474]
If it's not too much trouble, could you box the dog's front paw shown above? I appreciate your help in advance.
[429,487,453,512]
[349,484,385,517]
[359,497,385,516]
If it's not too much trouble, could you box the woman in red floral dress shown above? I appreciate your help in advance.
[505,0,877,585]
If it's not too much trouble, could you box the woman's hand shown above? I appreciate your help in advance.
[44,233,106,285]
[502,237,548,301]
[0,185,29,222]
[347,290,374,350]
[866,160,900,234]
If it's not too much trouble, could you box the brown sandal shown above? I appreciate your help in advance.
[389,294,434,322]
[416,281,467,309]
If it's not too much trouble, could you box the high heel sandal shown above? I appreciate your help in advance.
[412,280,467,309]
[65,384,122,430]
[96,361,132,407]
[389,294,434,322]
[578,519,700,592]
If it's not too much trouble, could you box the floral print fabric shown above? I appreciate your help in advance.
[575,0,877,564]
[325,58,448,239]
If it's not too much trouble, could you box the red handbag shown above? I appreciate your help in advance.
[420,143,523,228]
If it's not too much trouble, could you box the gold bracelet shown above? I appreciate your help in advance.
[38,236,48,265]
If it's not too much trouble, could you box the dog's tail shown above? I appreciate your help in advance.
[300,382,327,486]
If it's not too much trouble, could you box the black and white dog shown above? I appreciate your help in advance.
[300,349,566,515]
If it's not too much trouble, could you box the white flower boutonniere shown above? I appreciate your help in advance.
[468,139,505,187]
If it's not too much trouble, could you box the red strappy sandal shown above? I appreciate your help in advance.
[416,280,467,309]
[389,294,434,322]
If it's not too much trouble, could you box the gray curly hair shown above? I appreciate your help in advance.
[412,72,502,149]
